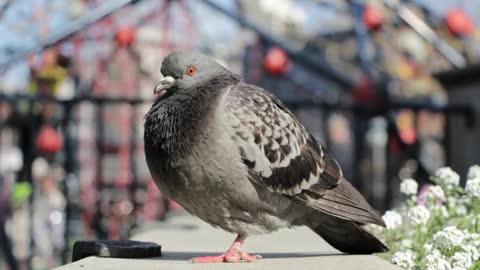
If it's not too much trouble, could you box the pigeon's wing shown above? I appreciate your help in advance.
[225,83,384,226]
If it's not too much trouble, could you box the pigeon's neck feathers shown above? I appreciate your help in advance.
[144,74,239,165]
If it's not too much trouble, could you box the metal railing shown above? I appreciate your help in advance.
[0,93,475,269]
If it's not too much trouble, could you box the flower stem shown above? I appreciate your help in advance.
[475,216,478,233]
[416,226,422,244]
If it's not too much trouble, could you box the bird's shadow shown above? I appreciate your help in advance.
[145,251,344,261]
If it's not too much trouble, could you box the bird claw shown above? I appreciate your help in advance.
[190,234,260,263]
[190,252,261,263]
[240,252,262,262]
[190,254,226,263]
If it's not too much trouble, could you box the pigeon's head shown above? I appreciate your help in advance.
[154,51,236,98]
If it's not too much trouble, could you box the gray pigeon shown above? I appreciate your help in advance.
[144,51,387,263]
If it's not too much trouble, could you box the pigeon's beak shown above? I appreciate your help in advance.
[154,76,176,97]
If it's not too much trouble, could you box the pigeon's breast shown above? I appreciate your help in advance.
[148,98,294,234]
[168,121,293,234]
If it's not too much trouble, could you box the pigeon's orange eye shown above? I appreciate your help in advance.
[186,66,197,76]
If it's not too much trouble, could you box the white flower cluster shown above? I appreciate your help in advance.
[379,165,480,270]
[446,197,468,216]
[465,177,480,199]
[425,185,446,201]
[463,232,480,260]
[464,232,480,247]
[424,243,433,252]
[434,167,460,189]
[400,178,418,196]
[400,178,418,195]
[467,165,480,180]
[433,226,465,251]
[425,250,451,270]
[382,210,402,230]
[466,165,480,199]
[391,250,416,270]
[451,252,472,269]
[408,205,430,225]
[462,244,480,261]
[451,267,468,270]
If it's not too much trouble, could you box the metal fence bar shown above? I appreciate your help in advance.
[0,94,474,120]
[61,103,74,264]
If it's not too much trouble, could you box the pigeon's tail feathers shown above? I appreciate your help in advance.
[308,217,388,254]
[298,177,386,227]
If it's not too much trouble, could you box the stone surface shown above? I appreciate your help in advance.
[55,215,401,270]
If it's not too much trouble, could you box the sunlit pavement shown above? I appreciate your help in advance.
[55,214,400,270]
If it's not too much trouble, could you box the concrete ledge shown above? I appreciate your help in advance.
[56,215,400,270]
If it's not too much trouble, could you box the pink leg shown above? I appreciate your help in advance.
[191,234,261,263]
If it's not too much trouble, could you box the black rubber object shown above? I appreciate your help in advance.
[71,240,162,262]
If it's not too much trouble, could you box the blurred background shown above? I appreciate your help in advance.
[0,0,479,269]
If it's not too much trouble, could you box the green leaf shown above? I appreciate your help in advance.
[11,182,32,208]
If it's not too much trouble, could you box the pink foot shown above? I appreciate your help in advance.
[239,252,261,262]
[191,234,261,263]
[191,254,227,263]
[224,248,261,262]
[191,252,261,263]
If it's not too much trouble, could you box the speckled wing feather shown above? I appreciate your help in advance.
[225,83,385,226]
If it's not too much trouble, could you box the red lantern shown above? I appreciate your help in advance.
[352,79,376,103]
[399,127,416,145]
[445,8,473,36]
[363,5,383,31]
[115,25,136,47]
[36,126,63,153]
[263,47,289,75]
